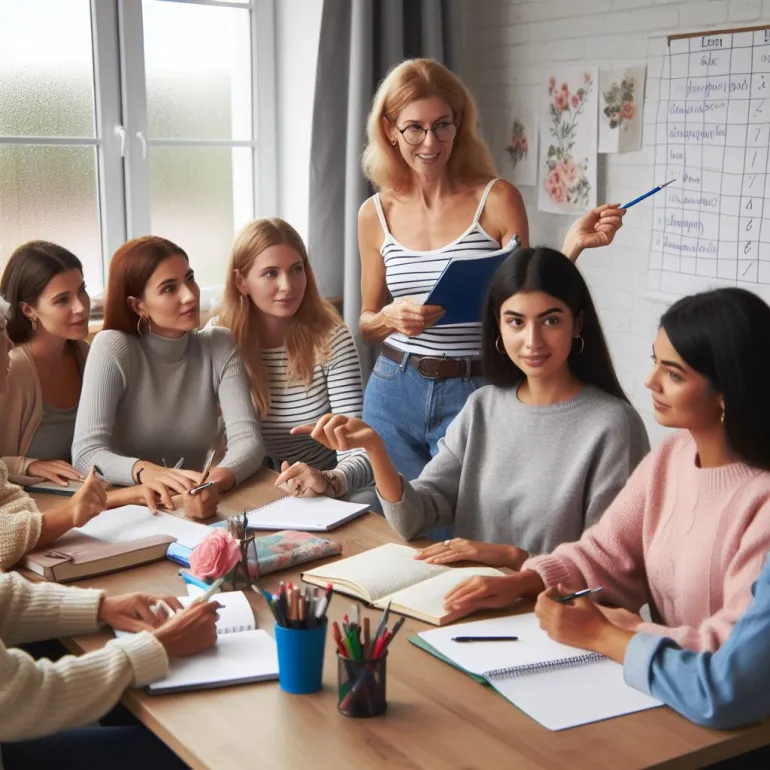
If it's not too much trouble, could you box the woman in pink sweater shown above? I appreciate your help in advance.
[444,288,770,652]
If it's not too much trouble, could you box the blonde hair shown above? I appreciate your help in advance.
[216,218,342,418]
[362,58,497,192]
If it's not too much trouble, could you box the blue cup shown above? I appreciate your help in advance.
[274,620,327,694]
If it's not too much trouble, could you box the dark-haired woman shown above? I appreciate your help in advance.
[0,242,156,508]
[72,236,265,517]
[445,288,770,653]
[290,247,649,567]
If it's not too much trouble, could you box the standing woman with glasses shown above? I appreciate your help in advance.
[358,59,626,521]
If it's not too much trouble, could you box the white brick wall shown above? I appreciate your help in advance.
[461,0,769,447]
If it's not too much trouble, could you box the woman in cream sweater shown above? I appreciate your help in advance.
[0,570,219,768]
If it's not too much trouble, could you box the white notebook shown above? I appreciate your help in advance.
[116,592,279,694]
[71,504,209,550]
[246,495,369,532]
[418,614,662,730]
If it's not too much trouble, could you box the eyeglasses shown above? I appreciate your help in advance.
[396,121,457,146]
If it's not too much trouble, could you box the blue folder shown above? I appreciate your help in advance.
[425,250,512,326]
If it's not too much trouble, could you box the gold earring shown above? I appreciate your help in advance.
[391,139,397,146]
[136,314,151,336]
[572,335,585,355]
[495,335,505,354]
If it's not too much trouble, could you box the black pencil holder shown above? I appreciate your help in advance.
[337,653,388,718]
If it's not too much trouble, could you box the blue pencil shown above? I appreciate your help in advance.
[621,178,676,209]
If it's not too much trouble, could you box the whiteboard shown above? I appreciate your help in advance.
[648,27,770,306]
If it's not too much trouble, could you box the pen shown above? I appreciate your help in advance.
[452,636,519,642]
[556,586,603,603]
[179,569,209,591]
[373,599,391,643]
[189,480,215,496]
[621,178,675,209]
[189,576,225,606]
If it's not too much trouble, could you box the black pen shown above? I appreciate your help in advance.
[556,586,603,604]
[452,636,519,643]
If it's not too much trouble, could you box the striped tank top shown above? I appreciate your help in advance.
[374,178,520,358]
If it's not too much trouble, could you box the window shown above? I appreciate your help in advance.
[0,0,277,303]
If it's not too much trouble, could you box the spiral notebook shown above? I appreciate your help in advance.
[416,614,661,730]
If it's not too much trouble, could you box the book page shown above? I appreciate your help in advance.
[59,505,209,550]
[302,543,449,602]
[179,591,256,635]
[148,630,279,693]
[379,567,504,623]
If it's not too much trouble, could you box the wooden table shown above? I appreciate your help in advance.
[31,472,770,770]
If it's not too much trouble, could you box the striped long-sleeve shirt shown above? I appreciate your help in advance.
[259,324,373,495]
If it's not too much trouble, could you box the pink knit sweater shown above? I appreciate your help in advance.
[523,431,770,652]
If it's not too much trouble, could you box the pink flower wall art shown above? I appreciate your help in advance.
[537,67,598,215]
[497,86,539,186]
[598,66,646,154]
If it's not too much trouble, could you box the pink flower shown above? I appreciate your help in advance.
[546,167,566,204]
[571,94,580,108]
[561,82,569,92]
[584,72,592,83]
[621,102,635,120]
[558,158,578,185]
[189,529,241,580]
[554,91,569,111]
[548,76,556,94]
[519,135,528,151]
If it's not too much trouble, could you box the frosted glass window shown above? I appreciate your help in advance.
[149,147,254,288]
[0,0,95,137]
[143,1,253,141]
[0,145,102,290]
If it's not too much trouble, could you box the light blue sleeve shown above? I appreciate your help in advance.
[623,554,770,729]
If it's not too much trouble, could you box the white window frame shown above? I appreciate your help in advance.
[1,0,277,295]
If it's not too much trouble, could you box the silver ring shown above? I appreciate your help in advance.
[443,539,452,546]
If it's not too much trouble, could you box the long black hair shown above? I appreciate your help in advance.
[661,288,770,470]
[0,240,84,343]
[481,246,629,403]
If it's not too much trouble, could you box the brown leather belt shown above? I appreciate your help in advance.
[380,344,483,380]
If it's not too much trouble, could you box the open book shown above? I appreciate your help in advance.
[415,614,661,730]
[116,592,279,694]
[302,543,505,626]
[22,505,209,582]
[246,495,369,532]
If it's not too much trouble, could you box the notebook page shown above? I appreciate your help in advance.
[489,658,661,731]
[378,567,505,621]
[418,613,608,676]
[179,591,256,635]
[246,496,368,531]
[303,543,448,602]
[148,630,279,693]
[61,505,208,550]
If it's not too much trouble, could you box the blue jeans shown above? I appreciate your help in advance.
[363,353,485,540]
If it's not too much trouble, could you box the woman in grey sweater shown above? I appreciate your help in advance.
[72,237,265,516]
[292,247,649,568]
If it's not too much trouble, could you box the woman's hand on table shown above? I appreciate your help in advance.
[415,538,529,569]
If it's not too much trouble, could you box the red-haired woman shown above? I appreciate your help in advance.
[72,237,265,517]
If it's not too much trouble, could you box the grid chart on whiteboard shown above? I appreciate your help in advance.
[650,28,770,297]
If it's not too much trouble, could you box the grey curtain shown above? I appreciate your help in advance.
[307,0,464,372]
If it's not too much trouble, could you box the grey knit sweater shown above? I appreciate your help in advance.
[72,327,265,486]
[379,383,650,555]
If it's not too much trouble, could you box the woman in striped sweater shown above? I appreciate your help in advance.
[213,218,375,503]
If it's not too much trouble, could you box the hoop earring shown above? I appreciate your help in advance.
[572,335,585,355]
[136,314,151,336]
[495,335,506,355]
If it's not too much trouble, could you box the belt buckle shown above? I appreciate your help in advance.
[416,357,442,379]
